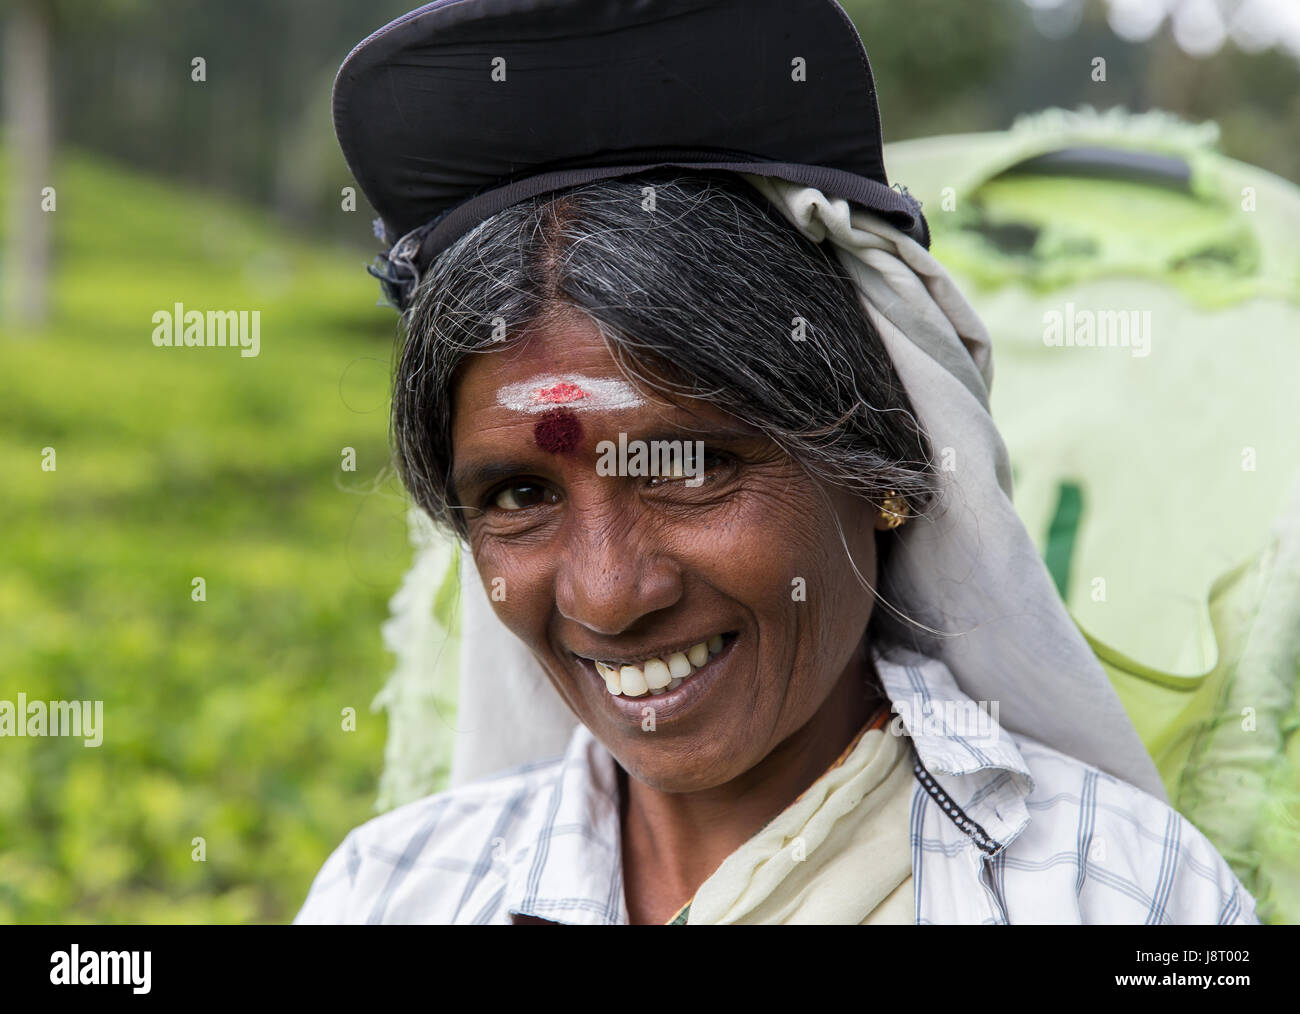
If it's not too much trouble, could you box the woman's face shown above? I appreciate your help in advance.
[450,306,891,792]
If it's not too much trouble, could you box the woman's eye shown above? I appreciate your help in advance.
[646,451,731,487]
[490,482,555,511]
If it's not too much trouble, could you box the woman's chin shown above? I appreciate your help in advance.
[615,744,753,795]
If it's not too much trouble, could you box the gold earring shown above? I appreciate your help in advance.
[880,490,907,529]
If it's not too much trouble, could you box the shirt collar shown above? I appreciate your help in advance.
[875,648,1035,853]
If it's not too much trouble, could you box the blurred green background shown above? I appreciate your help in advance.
[1,0,1297,923]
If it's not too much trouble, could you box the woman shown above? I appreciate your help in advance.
[296,0,1258,924]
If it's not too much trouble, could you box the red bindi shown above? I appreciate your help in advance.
[533,408,583,454]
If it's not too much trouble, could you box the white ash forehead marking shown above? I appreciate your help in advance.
[495,374,646,414]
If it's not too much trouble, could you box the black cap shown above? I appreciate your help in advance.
[333,0,929,309]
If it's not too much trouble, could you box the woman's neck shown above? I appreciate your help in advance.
[618,651,885,925]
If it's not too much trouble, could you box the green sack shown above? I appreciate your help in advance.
[886,106,1300,923]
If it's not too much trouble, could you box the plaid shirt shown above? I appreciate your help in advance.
[294,652,1259,925]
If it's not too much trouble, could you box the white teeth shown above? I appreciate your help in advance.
[595,661,620,695]
[643,658,671,690]
[590,635,729,697]
[619,665,648,697]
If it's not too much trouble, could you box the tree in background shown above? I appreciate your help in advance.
[2,0,147,330]
[2,0,52,328]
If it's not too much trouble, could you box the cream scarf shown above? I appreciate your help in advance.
[684,724,915,925]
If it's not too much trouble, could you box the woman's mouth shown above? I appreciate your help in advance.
[574,632,736,698]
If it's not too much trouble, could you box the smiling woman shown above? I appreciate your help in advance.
[296,0,1260,926]
[401,174,938,923]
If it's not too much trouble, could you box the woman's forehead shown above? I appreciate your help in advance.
[449,310,765,461]
[455,322,649,424]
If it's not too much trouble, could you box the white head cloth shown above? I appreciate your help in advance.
[446,174,1167,801]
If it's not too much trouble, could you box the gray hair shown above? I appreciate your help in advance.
[392,170,941,644]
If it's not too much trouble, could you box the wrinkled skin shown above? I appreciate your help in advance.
[450,305,893,923]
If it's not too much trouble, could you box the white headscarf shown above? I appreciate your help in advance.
[444,174,1167,802]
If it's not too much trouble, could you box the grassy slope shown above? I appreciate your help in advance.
[0,148,413,922]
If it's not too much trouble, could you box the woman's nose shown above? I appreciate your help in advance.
[552,512,683,636]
